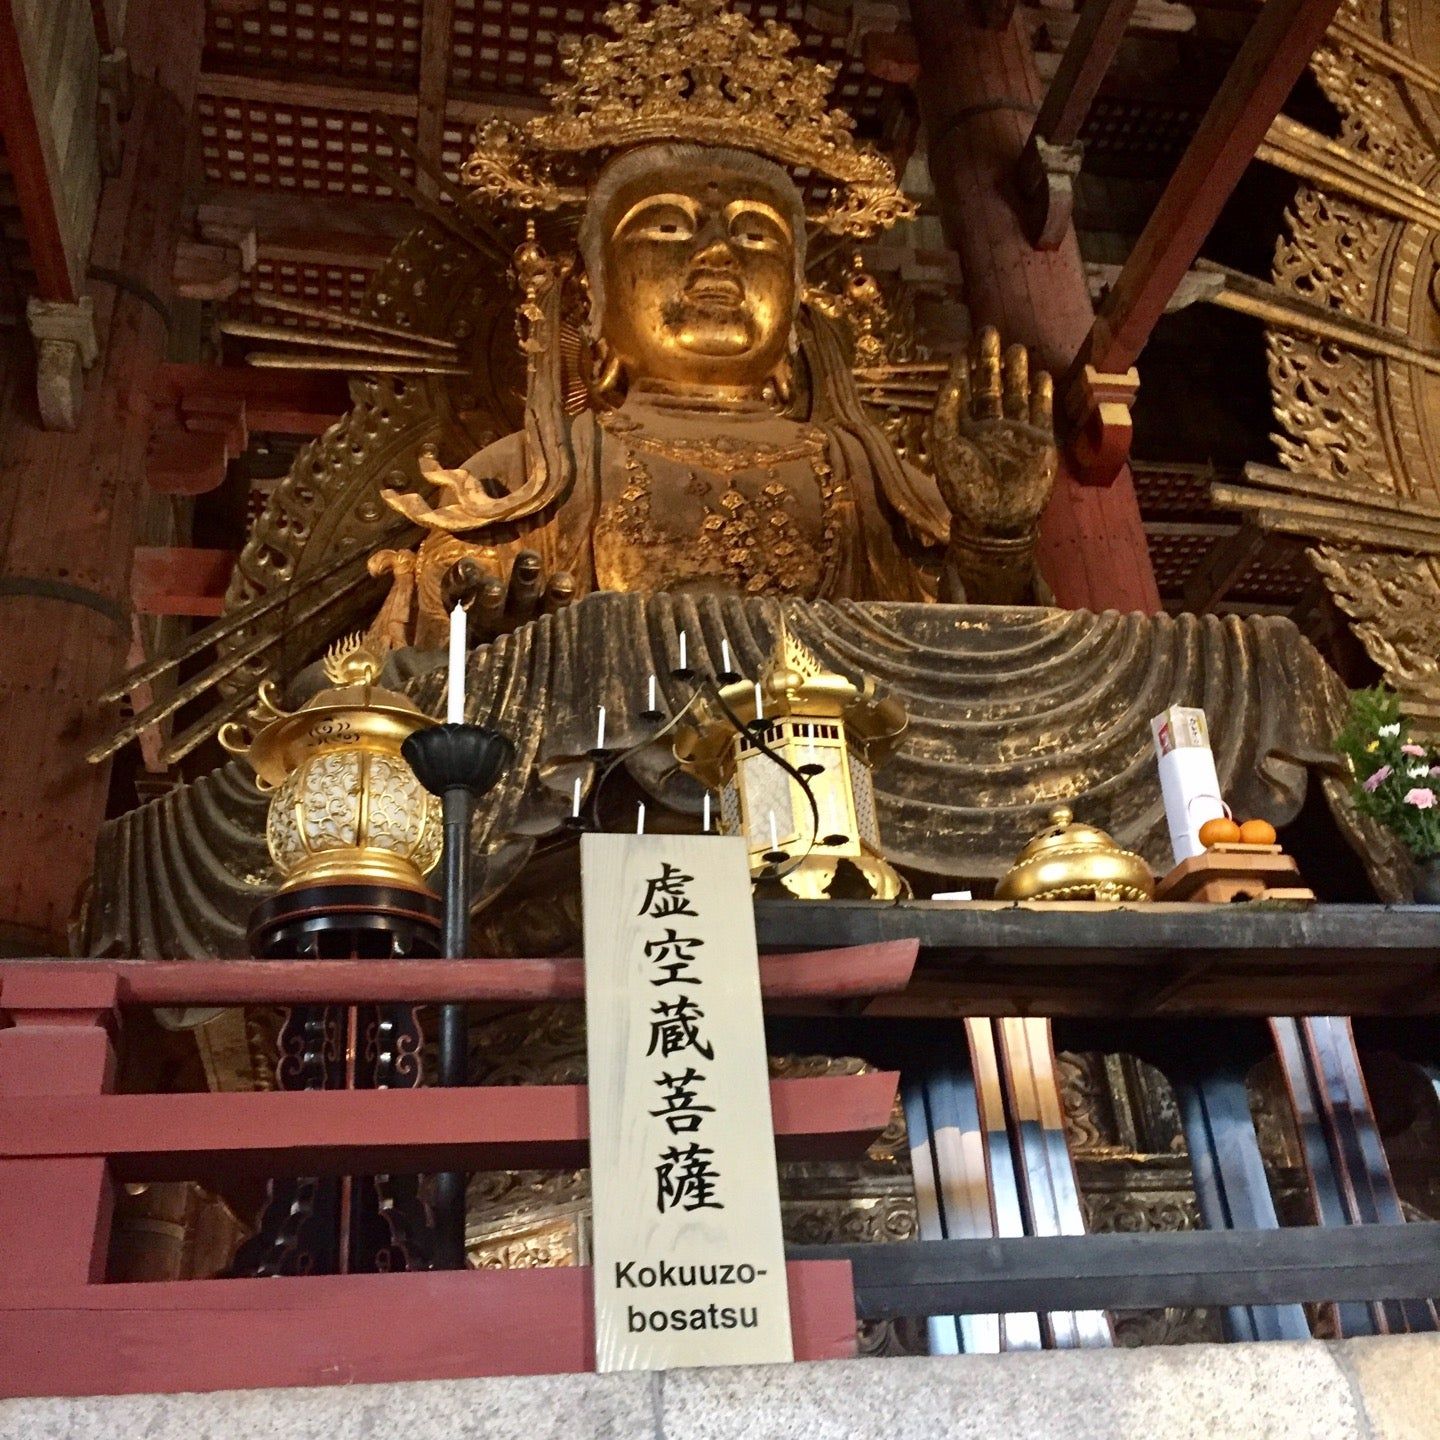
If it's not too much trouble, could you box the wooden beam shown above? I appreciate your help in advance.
[416,0,457,198]
[0,1072,901,1178]
[1181,519,1267,611]
[1032,0,1141,146]
[151,362,349,436]
[197,66,542,126]
[0,1264,856,1397]
[794,1225,1440,1317]
[0,0,81,299]
[130,548,236,618]
[1074,0,1346,379]
[0,940,920,1006]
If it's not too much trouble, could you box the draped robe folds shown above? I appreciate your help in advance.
[84,594,1404,959]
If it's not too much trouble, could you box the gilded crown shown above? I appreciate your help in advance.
[461,0,914,237]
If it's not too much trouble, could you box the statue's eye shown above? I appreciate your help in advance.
[728,207,787,253]
[627,204,696,241]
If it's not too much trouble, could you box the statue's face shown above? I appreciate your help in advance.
[597,159,797,393]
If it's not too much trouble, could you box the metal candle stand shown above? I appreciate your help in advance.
[401,721,515,1269]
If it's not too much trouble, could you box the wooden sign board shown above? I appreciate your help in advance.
[581,833,794,1372]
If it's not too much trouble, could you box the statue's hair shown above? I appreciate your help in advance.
[578,143,808,331]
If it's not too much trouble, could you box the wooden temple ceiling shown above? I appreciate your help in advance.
[0,0,1367,639]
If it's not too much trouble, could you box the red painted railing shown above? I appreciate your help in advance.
[0,942,917,1398]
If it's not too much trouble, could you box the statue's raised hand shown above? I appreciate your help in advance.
[929,327,1057,603]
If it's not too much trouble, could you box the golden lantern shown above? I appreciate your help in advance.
[995,806,1154,903]
[220,636,443,896]
[674,619,907,899]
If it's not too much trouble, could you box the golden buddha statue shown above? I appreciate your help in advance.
[364,0,1058,652]
[85,0,1409,963]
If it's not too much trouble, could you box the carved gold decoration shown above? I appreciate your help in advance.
[1259,0,1440,728]
[460,0,914,238]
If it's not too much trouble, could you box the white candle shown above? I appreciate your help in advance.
[647,674,657,712]
[678,630,688,670]
[595,705,606,751]
[721,638,732,674]
[637,802,646,835]
[703,792,711,833]
[768,810,779,851]
[754,682,764,721]
[446,603,466,723]
[572,776,582,817]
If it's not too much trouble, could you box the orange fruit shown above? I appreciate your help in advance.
[1239,819,1277,845]
[1199,817,1241,847]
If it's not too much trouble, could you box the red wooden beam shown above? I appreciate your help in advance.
[0,940,920,1006]
[151,362,349,436]
[130,546,236,617]
[0,1072,900,1179]
[0,1261,856,1397]
[0,2,80,300]
[1031,0,1140,147]
[1075,0,1345,379]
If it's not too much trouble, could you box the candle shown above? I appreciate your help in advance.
[754,682,764,721]
[768,810,779,851]
[446,603,466,723]
[637,802,647,835]
[572,776,582,818]
[647,674,657,712]
[721,638,732,674]
[595,705,607,751]
[678,630,688,671]
[703,792,711,833]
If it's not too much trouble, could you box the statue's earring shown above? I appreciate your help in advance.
[591,336,624,400]
[768,355,794,408]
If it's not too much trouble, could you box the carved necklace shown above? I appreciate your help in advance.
[599,409,829,475]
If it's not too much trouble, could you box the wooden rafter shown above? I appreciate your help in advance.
[1071,0,1346,382]
[416,0,457,199]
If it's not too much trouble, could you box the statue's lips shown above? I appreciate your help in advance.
[683,273,745,308]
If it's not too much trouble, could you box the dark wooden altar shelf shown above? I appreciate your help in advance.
[751,900,1440,1018]
[0,940,917,1008]
[0,1072,899,1180]
[0,1263,855,1398]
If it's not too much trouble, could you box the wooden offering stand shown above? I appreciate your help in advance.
[1155,843,1316,904]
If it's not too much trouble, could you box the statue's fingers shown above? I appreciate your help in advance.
[971,326,1003,420]
[507,549,545,622]
[930,351,969,451]
[544,571,577,614]
[473,576,507,640]
[1002,344,1030,421]
[1030,369,1055,430]
[440,556,485,611]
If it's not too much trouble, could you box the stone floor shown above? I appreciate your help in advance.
[1,1336,1434,1440]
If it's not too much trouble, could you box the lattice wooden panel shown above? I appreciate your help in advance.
[206,0,427,85]
[1132,463,1221,518]
[1147,528,1314,604]
[227,257,380,325]
[198,94,417,196]
[1081,96,1199,173]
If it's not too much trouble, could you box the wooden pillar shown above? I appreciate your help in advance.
[910,0,1161,615]
[0,971,120,1284]
[0,2,204,951]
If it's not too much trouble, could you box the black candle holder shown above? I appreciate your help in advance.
[401,722,513,1269]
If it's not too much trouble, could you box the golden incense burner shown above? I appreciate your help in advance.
[220,637,443,895]
[995,806,1154,903]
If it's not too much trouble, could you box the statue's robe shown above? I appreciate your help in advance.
[84,594,1403,958]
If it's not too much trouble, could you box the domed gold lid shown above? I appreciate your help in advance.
[995,805,1154,903]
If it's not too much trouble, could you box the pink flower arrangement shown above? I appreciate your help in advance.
[1364,765,1392,792]
[1337,687,1440,861]
[1405,788,1437,810]
[1403,743,1428,757]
